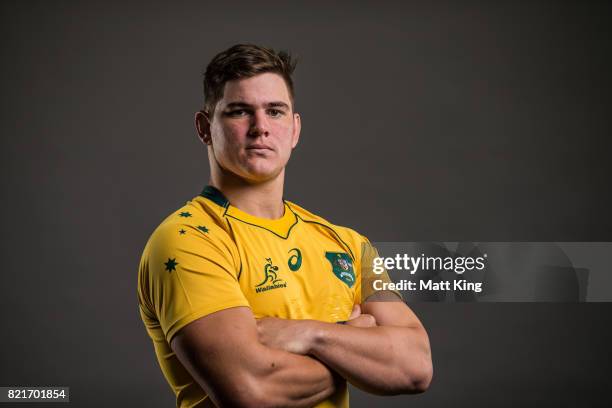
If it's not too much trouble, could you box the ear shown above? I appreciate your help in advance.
[291,112,301,149]
[195,110,212,145]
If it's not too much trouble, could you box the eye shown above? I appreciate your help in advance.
[267,108,285,118]
[227,109,248,117]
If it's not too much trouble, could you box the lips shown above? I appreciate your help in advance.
[246,144,273,151]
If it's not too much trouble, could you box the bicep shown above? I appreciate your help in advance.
[361,294,433,391]
[171,306,264,407]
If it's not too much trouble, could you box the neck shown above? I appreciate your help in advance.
[209,165,286,220]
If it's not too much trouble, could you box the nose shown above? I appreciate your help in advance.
[248,109,270,138]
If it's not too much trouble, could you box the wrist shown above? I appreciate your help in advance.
[304,320,328,355]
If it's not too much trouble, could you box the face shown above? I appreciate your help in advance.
[199,72,301,183]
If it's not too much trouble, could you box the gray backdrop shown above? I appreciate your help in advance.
[1,1,611,407]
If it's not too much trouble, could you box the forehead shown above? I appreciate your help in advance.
[218,72,292,107]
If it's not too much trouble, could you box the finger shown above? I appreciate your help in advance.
[346,314,376,328]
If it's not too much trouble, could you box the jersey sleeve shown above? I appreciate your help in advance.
[355,235,403,303]
[138,222,249,343]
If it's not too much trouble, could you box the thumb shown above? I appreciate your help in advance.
[348,304,361,320]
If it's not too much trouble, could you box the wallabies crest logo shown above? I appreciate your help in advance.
[255,258,287,293]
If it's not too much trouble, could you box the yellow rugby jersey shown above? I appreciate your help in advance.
[138,186,380,408]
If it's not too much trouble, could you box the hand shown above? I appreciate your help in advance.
[345,304,377,328]
[256,317,315,355]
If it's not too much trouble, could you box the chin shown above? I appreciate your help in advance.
[241,165,283,183]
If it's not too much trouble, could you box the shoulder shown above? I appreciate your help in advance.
[286,200,369,258]
[138,197,244,323]
[140,197,239,271]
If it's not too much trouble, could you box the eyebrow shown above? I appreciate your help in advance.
[266,101,290,109]
[224,101,290,110]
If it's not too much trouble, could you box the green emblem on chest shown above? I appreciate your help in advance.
[325,252,355,288]
[288,248,302,272]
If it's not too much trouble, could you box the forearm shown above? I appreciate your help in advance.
[251,345,338,407]
[307,322,431,395]
[171,307,337,408]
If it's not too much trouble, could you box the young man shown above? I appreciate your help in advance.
[138,44,432,408]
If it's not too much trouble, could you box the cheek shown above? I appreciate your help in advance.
[213,124,244,152]
[273,123,295,149]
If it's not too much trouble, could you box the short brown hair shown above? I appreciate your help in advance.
[203,44,297,116]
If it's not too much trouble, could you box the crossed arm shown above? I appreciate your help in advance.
[257,294,433,396]
[171,292,432,407]
[171,307,338,408]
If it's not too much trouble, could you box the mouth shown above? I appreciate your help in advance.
[246,144,273,152]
